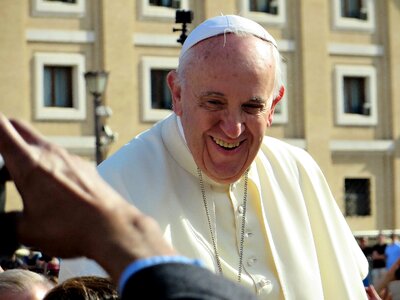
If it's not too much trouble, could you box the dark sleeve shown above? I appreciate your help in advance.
[0,212,20,256]
[0,165,11,182]
[121,263,257,300]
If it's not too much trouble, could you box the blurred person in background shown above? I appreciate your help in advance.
[372,233,388,286]
[0,269,54,300]
[359,236,374,286]
[386,233,400,270]
[44,276,118,300]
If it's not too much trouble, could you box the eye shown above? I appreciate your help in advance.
[207,99,223,106]
[199,98,225,111]
[242,103,266,114]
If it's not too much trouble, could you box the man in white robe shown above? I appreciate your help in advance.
[60,15,368,299]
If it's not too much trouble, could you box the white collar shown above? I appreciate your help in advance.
[176,115,187,144]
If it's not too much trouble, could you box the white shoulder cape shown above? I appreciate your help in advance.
[60,114,368,299]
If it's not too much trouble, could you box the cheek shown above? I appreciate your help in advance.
[266,110,274,126]
[182,114,203,144]
[249,117,269,136]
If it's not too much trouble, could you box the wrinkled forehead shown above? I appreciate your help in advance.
[180,15,278,59]
[187,33,274,62]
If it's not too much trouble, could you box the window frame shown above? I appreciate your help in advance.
[31,0,85,18]
[238,0,286,26]
[334,65,377,126]
[140,56,178,122]
[33,52,86,121]
[332,0,375,32]
[138,0,189,20]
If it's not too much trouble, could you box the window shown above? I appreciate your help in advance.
[139,0,189,20]
[151,69,173,110]
[149,0,179,8]
[249,0,279,15]
[238,0,286,25]
[31,0,85,18]
[141,56,178,122]
[343,77,369,115]
[345,178,371,216]
[341,0,367,19]
[44,66,73,108]
[334,65,377,126]
[332,0,375,31]
[46,0,77,3]
[34,53,86,120]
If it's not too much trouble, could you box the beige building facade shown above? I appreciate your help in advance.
[0,0,399,235]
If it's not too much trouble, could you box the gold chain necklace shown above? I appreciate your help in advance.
[197,167,249,282]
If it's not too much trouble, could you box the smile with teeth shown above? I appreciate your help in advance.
[212,137,240,149]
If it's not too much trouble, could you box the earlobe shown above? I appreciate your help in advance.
[167,70,182,116]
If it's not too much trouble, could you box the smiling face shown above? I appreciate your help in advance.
[168,34,281,184]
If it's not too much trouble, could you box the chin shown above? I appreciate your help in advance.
[201,156,249,184]
[207,169,245,184]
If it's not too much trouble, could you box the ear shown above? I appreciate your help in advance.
[267,86,285,126]
[167,70,183,116]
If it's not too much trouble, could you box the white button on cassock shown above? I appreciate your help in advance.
[246,256,257,266]
[245,231,253,238]
[257,278,273,295]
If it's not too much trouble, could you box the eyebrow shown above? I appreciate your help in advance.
[198,91,225,97]
[248,96,267,103]
[197,91,268,103]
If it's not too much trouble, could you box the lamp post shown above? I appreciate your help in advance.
[84,71,109,165]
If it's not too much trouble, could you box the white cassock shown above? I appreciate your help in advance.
[60,114,368,299]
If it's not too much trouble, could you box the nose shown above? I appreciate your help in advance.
[219,112,245,139]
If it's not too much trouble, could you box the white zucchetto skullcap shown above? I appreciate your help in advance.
[180,15,278,57]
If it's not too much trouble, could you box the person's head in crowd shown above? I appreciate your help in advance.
[167,15,285,184]
[359,236,369,248]
[0,253,25,271]
[23,248,42,267]
[377,233,387,245]
[45,257,60,277]
[43,276,118,300]
[0,269,54,300]
[390,232,399,243]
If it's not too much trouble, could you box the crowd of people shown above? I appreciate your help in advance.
[0,247,110,300]
[0,267,119,300]
[358,233,400,299]
[0,247,60,283]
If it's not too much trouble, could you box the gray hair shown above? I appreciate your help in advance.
[0,269,54,295]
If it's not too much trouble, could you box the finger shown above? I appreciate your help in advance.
[9,118,48,147]
[0,113,30,158]
[365,285,381,299]
[0,114,42,183]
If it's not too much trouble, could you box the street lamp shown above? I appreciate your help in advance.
[84,71,109,165]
